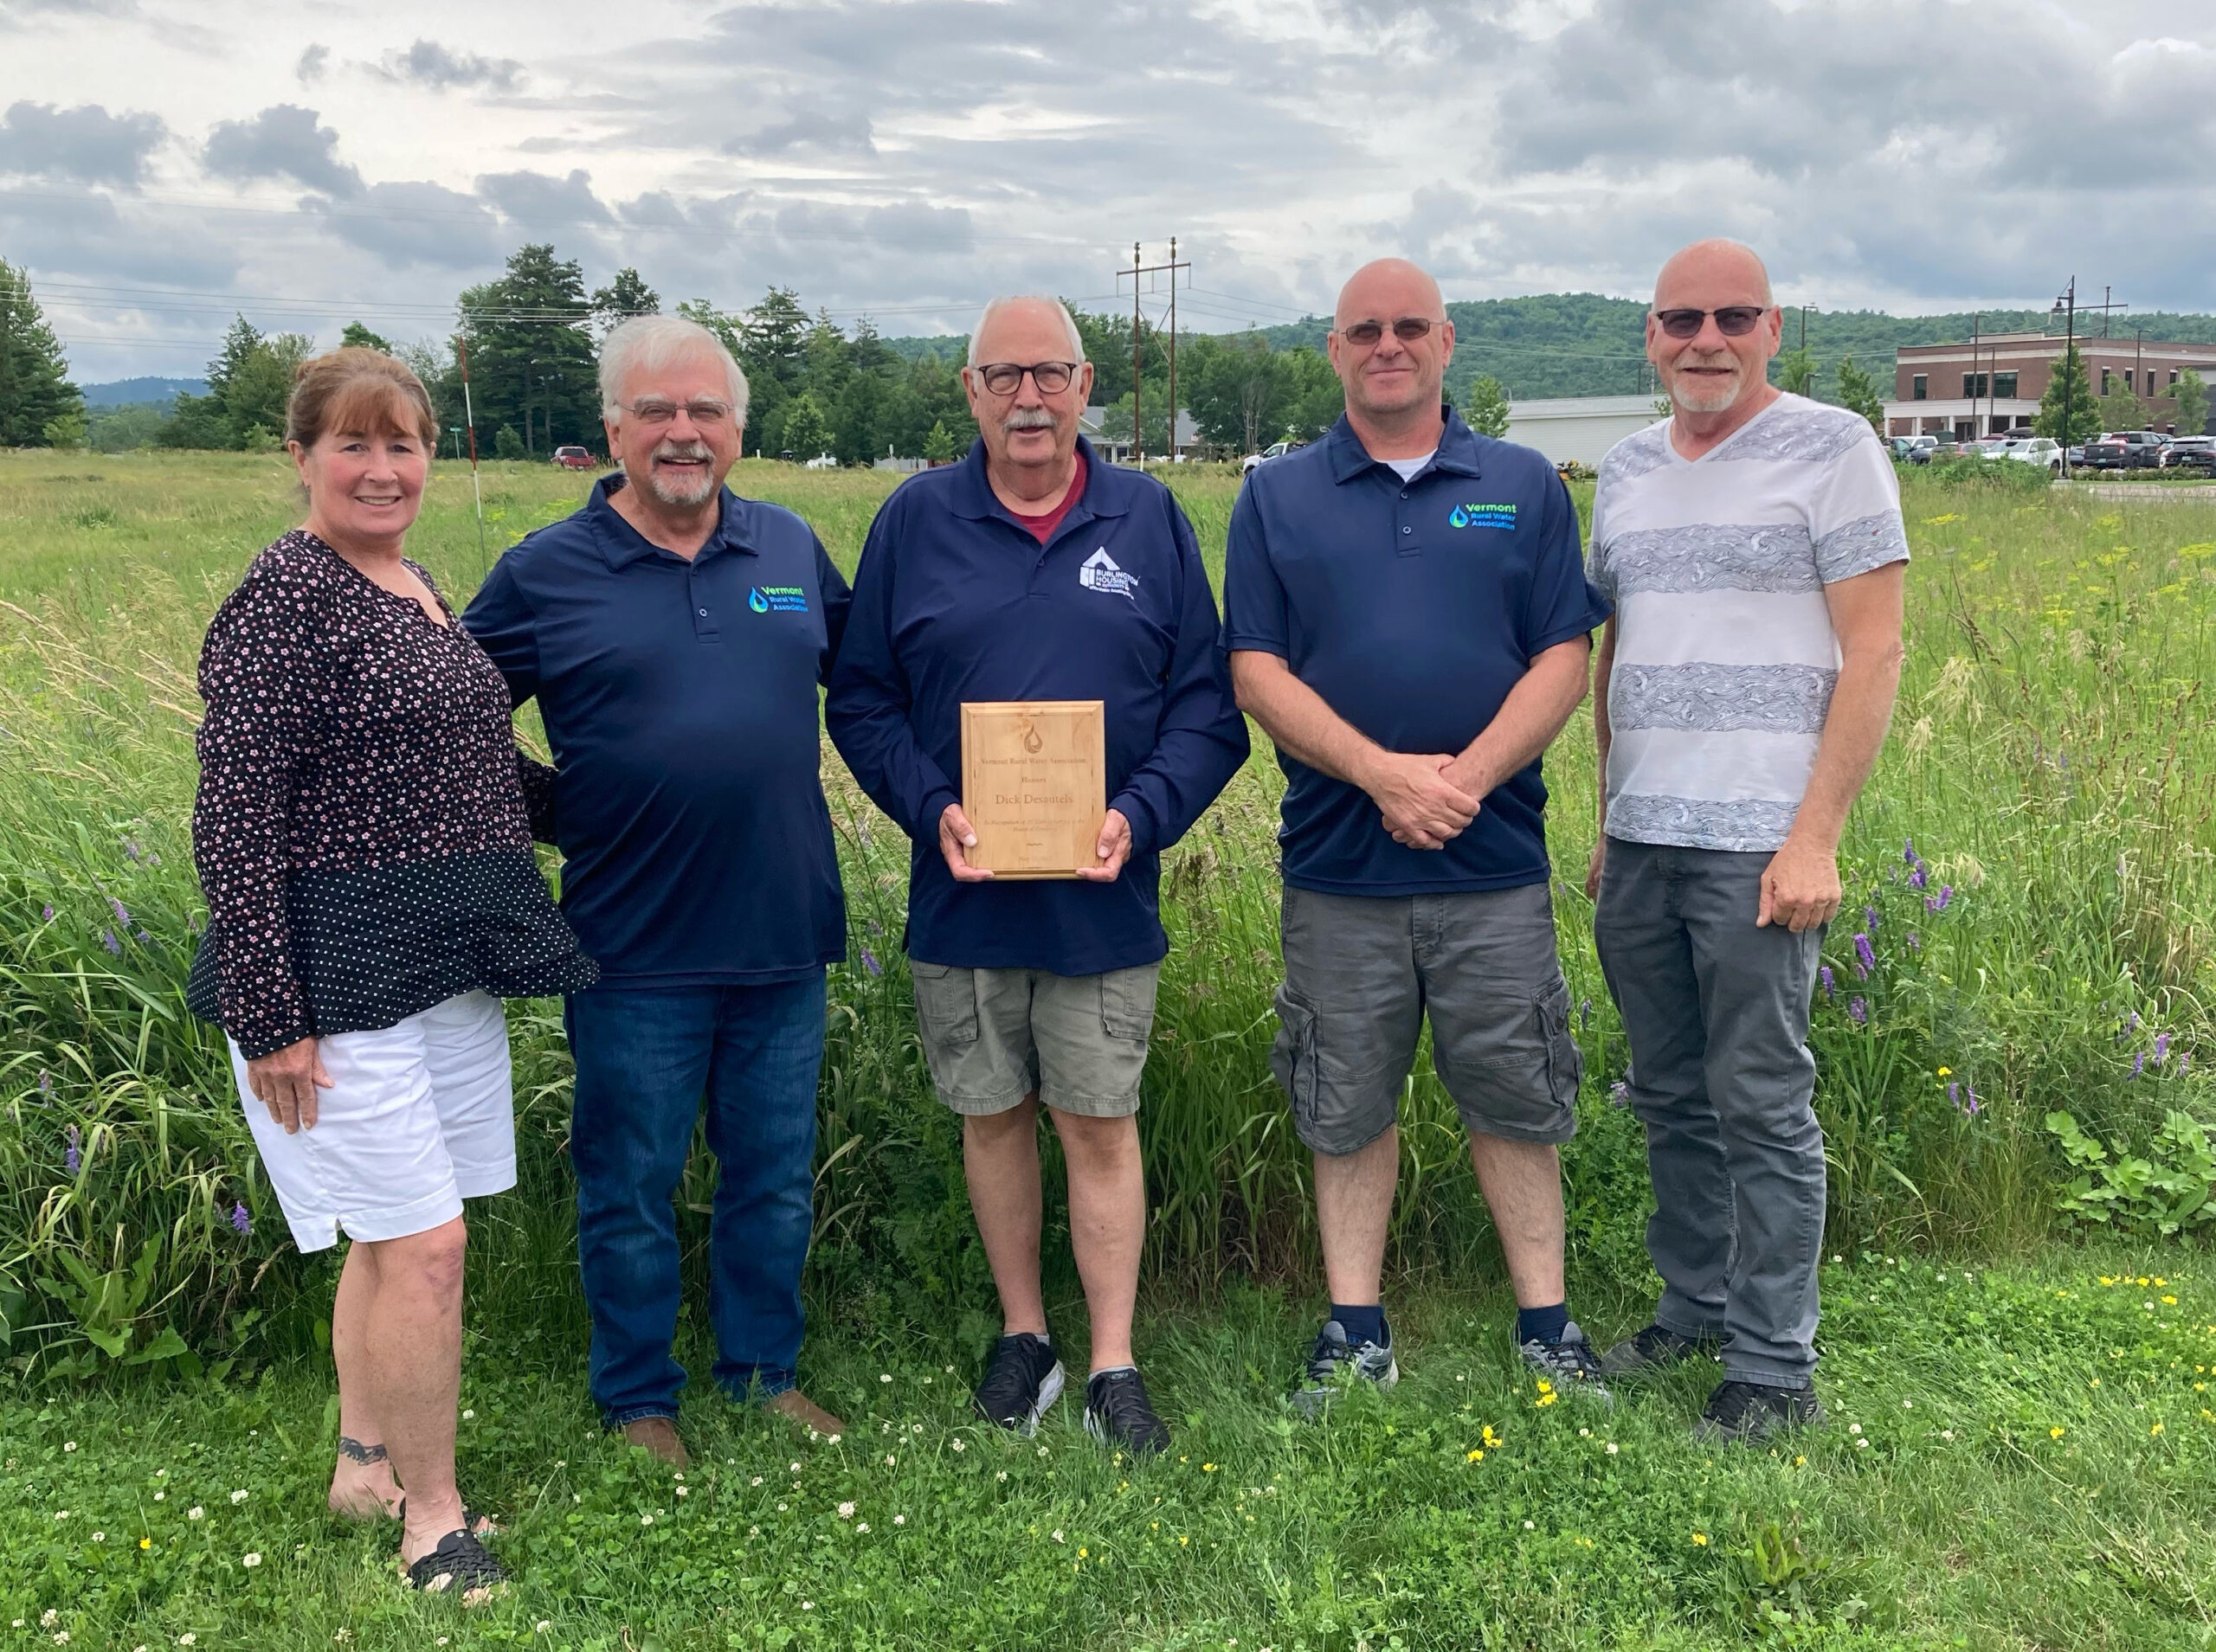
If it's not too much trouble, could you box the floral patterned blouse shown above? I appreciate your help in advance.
[187,530,595,1058]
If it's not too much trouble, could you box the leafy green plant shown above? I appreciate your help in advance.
[2045,1107,2216,1235]
[34,1229,196,1378]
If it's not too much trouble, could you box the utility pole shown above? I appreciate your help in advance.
[1115,240,1191,466]
[2135,325,2145,424]
[459,332,488,575]
[2054,277,2077,479]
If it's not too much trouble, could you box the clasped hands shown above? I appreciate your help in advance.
[1357,749,1486,850]
[939,803,1134,883]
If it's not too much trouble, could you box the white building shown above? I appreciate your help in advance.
[1502,395,1662,467]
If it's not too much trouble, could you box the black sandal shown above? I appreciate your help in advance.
[403,1528,508,1598]
[396,1496,499,1537]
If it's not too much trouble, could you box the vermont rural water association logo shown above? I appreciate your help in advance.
[1078,548,1139,598]
[1448,503,1517,530]
[749,586,810,613]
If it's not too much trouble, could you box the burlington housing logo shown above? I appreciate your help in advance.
[1078,548,1139,598]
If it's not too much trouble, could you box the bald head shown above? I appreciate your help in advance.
[1652,239,1773,312]
[1334,258,1446,329]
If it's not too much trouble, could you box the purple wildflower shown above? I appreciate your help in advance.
[2155,1032,2172,1064]
[1910,865,1928,890]
[1948,1081,1960,1108]
[2132,1051,2146,1079]
[1925,885,1954,913]
[1906,931,1922,952]
[124,839,143,863]
[65,1124,81,1174]
[2180,1053,2193,1077]
[40,903,54,922]
[1963,1083,1980,1115]
[38,1070,52,1099]
[136,929,151,943]
[1607,1079,1630,1107]
[1853,933,1876,977]
[1865,904,1880,933]
[1820,965,1835,1001]
[859,948,882,979]
[1904,838,1918,865]
[1849,996,1869,1025]
[108,897,129,928]
[866,917,883,937]
[100,929,120,955]
[230,1202,251,1236]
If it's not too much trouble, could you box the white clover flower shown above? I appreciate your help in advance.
[53,1632,68,1645]
[229,1489,248,1504]
[53,1511,67,1520]
[1037,1446,1049,1458]
[242,1552,261,1568]
[180,1637,197,1647]
[1856,1437,1870,1450]
[951,1439,966,1453]
[1523,1520,1536,1530]
[1052,1529,1065,1543]
[837,1501,855,1519]
[879,1373,892,1384]
[62,1442,75,1453]
[461,1410,474,1421]
[801,1602,813,1611]
[92,1532,105,1543]
[640,1514,654,1526]
[909,1424,922,1435]
[153,1491,164,1501]
[995,1470,1008,1482]
[789,1462,802,1473]
[894,1514,905,1525]
[1848,1423,1862,1434]
[674,1486,688,1498]
[1941,1430,1955,1441]
[42,1612,58,1629]
[828,1434,841,1444]
[535,1623,551,1635]
[777,1502,788,1513]
[1605,1443,1620,1456]
[748,1526,760,1538]
[944,1365,955,1373]
[886,1454,896,1465]
[855,1521,869,1533]
[187,1507,203,1520]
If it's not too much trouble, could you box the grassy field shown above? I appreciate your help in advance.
[5,450,2216,1647]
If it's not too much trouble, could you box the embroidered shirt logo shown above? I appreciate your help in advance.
[1078,548,1138,598]
[1448,503,1517,530]
[750,585,809,613]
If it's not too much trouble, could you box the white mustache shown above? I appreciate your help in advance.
[654,440,712,462]
[1001,408,1058,434]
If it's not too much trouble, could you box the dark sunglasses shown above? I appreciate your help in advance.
[1336,317,1439,347]
[1653,305,1770,340]
[975,361,1078,395]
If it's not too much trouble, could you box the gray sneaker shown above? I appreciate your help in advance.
[1600,1321,1721,1379]
[1291,1320,1397,1418]
[1518,1321,1614,1406]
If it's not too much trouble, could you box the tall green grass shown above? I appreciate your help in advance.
[3,451,2213,1371]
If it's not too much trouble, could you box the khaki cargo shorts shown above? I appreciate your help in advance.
[910,961,1161,1119]
[1271,881,1582,1156]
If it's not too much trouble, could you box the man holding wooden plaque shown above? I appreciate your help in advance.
[828,294,1247,1456]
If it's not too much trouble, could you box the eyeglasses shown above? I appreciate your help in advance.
[974,361,1078,395]
[618,398,736,427]
[1652,306,1770,340]
[1334,317,1440,348]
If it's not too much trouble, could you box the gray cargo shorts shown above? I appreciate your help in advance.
[1271,882,1582,1156]
[910,961,1160,1119]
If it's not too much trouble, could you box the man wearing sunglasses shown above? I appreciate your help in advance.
[1585,239,1907,1443]
[828,294,1247,1456]
[1222,258,1612,1416]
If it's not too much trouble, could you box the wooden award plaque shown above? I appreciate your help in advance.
[959,700,1106,878]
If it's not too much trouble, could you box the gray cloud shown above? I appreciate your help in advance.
[311,179,505,270]
[295,42,328,85]
[203,103,362,197]
[0,100,165,187]
[723,112,875,158]
[376,38,524,93]
[476,167,613,226]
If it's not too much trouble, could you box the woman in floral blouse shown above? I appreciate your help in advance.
[188,347,594,1598]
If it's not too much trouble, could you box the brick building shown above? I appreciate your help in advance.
[1882,331,2216,439]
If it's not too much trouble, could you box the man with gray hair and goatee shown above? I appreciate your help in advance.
[1585,239,1906,1443]
[465,313,852,1468]
[828,295,1247,1455]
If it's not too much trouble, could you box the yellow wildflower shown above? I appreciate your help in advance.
[1692,1533,1709,1546]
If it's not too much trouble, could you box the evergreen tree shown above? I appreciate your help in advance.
[591,267,660,335]
[2175,369,2209,436]
[1833,355,1884,435]
[2034,346,2102,444]
[341,321,392,352]
[2096,386,2149,433]
[780,392,833,460]
[456,244,597,455]
[742,287,809,389]
[1774,347,1818,396]
[0,259,84,447]
[1460,373,1511,439]
[160,317,311,449]
[923,420,957,463]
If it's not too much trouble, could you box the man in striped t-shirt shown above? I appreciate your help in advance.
[1584,239,1907,1444]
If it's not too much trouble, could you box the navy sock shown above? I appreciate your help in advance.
[1517,1302,1569,1346]
[1330,1303,1387,1347]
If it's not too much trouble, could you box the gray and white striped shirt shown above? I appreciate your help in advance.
[1588,394,1909,854]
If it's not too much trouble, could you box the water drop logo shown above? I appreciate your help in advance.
[749,588,770,614]
[1448,505,1470,528]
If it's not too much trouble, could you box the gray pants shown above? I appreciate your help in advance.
[1593,838,1825,1388]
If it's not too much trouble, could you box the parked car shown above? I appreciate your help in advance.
[1893,434,1939,465]
[2001,436,2064,473]
[1927,436,1967,460]
[802,453,839,470]
[1241,439,1303,474]
[2082,430,2168,470]
[552,445,596,470]
[2161,435,2216,474]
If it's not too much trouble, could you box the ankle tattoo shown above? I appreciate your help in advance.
[337,1436,388,1465]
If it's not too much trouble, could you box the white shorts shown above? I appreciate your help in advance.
[229,991,517,1252]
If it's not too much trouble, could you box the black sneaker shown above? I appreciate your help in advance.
[1291,1319,1397,1419]
[1600,1322,1721,1379]
[1695,1379,1825,1445]
[1084,1367,1170,1456]
[972,1334,1065,1435]
[1518,1321,1613,1405]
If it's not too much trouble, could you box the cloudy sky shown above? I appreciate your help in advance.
[3,0,2212,382]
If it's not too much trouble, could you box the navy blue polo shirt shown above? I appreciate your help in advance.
[1221,411,1608,896]
[825,435,1249,975]
[461,475,851,985]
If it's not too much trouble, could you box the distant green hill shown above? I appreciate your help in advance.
[885,295,2216,403]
